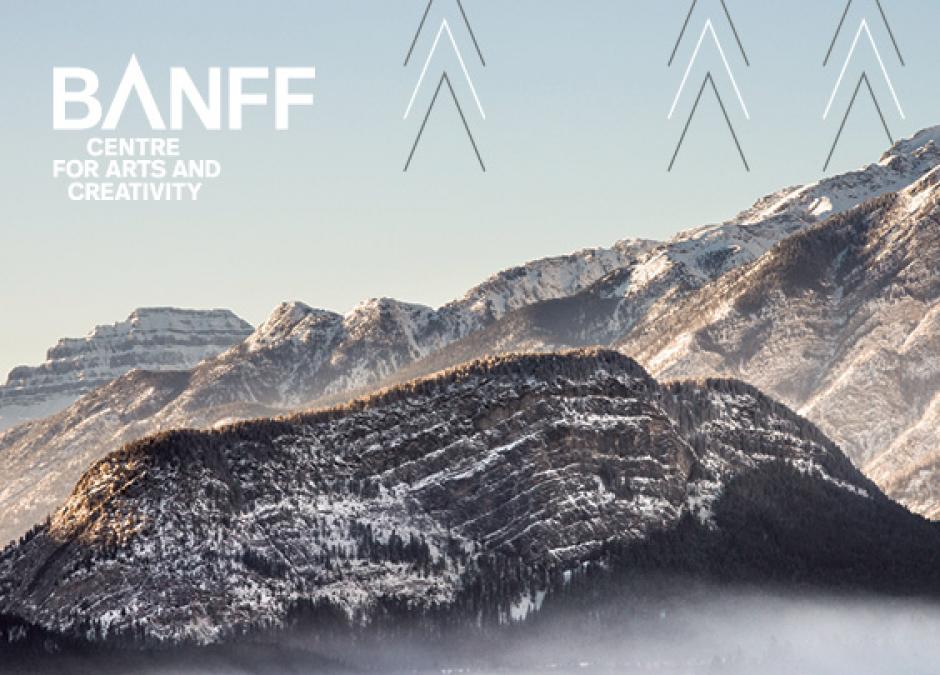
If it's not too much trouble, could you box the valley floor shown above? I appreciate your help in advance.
[6,586,940,675]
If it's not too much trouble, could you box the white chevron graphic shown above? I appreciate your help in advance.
[668,19,749,121]
[824,18,905,120]
[404,19,485,121]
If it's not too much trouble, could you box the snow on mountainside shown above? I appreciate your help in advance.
[0,308,253,432]
[565,129,940,346]
[443,241,658,327]
[1,351,906,647]
[619,162,940,517]
[362,128,940,386]
[869,387,940,519]
[0,244,651,546]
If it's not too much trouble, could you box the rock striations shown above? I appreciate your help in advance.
[6,351,934,649]
[0,308,253,432]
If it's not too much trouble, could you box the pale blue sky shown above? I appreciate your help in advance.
[1,0,937,377]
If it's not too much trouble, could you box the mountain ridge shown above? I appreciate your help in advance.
[7,349,935,649]
[3,126,940,547]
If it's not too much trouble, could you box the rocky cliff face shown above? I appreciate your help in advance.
[0,308,253,432]
[619,165,940,517]
[0,351,902,647]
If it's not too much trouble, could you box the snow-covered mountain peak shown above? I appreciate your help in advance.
[345,297,434,321]
[344,298,437,343]
[26,308,249,365]
[732,126,940,228]
[879,124,940,163]
[446,240,659,323]
[899,164,940,210]
[246,302,342,352]
[615,160,940,517]
[598,127,940,304]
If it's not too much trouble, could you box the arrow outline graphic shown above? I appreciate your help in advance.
[405,0,485,67]
[824,72,893,171]
[669,72,750,172]
[823,18,905,121]
[404,18,486,121]
[404,72,486,173]
[669,0,749,67]
[824,0,904,67]
[669,18,750,121]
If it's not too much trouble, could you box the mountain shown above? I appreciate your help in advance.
[393,127,940,366]
[3,128,939,548]
[0,243,653,546]
[356,129,940,518]
[619,163,940,517]
[180,234,659,414]
[3,350,938,651]
[0,308,253,432]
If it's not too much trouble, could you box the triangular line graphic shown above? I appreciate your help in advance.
[823,19,904,121]
[669,72,750,172]
[404,72,486,173]
[669,0,749,67]
[824,0,904,67]
[404,0,486,67]
[669,19,749,121]
[404,19,485,121]
[824,72,893,171]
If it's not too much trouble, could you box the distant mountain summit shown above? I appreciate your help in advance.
[0,308,253,432]
[5,350,936,649]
